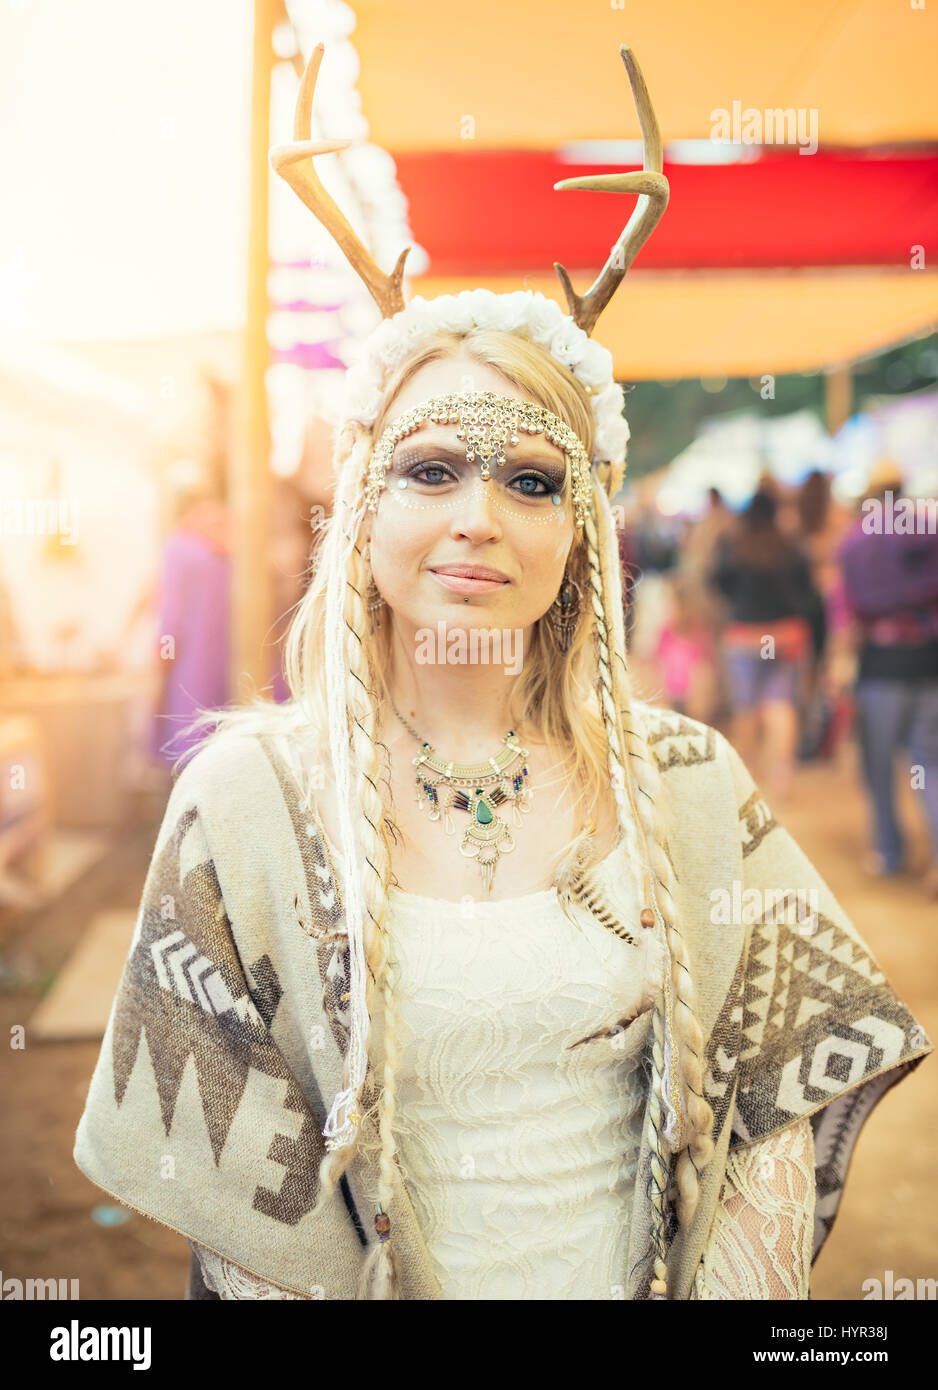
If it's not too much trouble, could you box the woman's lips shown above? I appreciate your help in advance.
[429,570,509,595]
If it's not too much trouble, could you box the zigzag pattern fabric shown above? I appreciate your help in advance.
[74,707,932,1299]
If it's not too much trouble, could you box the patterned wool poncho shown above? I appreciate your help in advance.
[74,706,932,1299]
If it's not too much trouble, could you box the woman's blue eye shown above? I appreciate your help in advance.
[410,464,453,485]
[513,473,555,496]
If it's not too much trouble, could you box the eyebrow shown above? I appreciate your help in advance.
[391,441,566,470]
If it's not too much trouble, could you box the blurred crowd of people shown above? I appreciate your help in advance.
[622,466,938,898]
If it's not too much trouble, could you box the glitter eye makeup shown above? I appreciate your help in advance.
[384,437,573,530]
[506,472,560,497]
[391,446,461,485]
[391,444,568,502]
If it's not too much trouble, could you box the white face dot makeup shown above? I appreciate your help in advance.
[385,486,569,526]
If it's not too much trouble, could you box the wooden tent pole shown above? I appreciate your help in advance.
[824,363,853,435]
[231,0,277,696]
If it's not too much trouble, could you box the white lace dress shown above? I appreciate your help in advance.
[189,841,816,1299]
[365,846,662,1300]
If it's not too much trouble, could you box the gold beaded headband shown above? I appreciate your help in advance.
[366,390,593,526]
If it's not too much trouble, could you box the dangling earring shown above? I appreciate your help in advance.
[363,542,385,627]
[544,574,582,654]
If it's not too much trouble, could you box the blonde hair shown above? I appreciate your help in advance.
[188,325,714,1298]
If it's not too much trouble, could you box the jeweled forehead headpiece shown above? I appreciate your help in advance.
[269,41,669,516]
[367,390,593,525]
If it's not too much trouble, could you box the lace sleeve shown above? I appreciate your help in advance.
[186,1241,309,1300]
[690,1115,815,1300]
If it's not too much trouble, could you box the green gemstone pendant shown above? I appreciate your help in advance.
[460,790,515,894]
[405,727,529,894]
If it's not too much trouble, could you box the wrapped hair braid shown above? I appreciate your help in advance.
[339,461,405,1300]
[583,482,715,1297]
[646,1007,674,1296]
[341,533,408,1301]
[580,497,647,894]
[603,485,716,1213]
[581,492,675,1297]
[300,426,403,1299]
[623,705,716,1220]
[304,427,370,1212]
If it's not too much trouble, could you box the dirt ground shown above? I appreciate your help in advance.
[0,785,191,1299]
[0,746,934,1301]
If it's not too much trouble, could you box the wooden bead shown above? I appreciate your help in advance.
[374,1212,391,1237]
[650,1278,668,1296]
[640,908,655,929]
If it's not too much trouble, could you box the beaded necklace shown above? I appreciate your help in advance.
[388,696,532,895]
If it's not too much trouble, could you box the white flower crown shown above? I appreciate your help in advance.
[340,288,630,473]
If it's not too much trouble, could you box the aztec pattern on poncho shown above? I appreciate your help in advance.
[73,706,933,1299]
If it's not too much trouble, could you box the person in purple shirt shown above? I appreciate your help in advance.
[151,490,232,766]
[838,479,938,896]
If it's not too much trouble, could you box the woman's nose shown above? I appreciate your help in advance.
[449,474,503,541]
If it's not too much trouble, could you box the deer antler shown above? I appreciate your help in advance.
[269,43,410,318]
[553,45,669,337]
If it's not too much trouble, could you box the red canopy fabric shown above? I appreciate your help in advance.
[392,149,938,275]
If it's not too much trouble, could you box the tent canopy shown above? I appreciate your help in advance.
[412,270,938,381]
[347,0,938,377]
[354,0,938,148]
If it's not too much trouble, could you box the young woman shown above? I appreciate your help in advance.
[74,45,931,1301]
[711,490,819,802]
